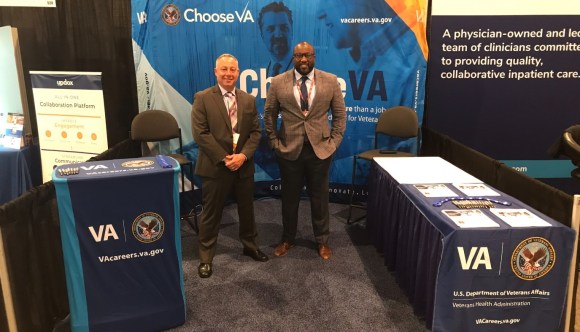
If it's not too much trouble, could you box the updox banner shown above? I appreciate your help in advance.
[30,71,109,183]
[131,0,428,200]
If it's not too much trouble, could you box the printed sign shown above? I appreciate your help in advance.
[30,71,108,182]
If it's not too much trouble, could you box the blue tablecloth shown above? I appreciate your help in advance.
[53,156,186,331]
[0,147,33,205]
[367,158,575,332]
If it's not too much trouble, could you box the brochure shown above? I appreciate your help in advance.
[414,184,458,197]
[453,183,500,196]
[442,209,500,228]
[490,208,552,227]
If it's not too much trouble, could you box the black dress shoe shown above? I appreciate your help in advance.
[243,248,269,262]
[198,263,212,278]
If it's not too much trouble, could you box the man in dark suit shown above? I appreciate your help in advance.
[191,53,268,278]
[264,41,347,260]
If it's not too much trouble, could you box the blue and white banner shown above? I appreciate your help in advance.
[131,0,428,200]
[427,1,580,180]
[30,71,108,182]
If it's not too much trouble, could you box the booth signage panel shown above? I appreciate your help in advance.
[53,157,185,331]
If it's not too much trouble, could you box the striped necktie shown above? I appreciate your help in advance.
[225,92,237,133]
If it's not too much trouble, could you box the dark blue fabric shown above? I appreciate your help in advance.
[300,76,308,111]
[0,147,33,205]
[367,163,441,326]
[367,160,575,331]
[54,157,185,331]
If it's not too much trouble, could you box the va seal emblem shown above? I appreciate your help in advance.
[511,237,555,280]
[132,212,164,243]
[162,4,181,26]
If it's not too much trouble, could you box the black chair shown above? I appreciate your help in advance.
[130,109,198,233]
[347,106,420,224]
[550,125,580,179]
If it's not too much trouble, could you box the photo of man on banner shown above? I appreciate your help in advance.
[131,0,427,199]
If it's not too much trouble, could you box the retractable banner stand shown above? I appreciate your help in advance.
[0,26,28,149]
[30,71,108,183]
[427,1,580,184]
[131,0,428,201]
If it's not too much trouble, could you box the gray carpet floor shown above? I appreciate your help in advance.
[170,198,428,332]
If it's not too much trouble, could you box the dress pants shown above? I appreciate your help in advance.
[198,171,258,263]
[277,143,332,244]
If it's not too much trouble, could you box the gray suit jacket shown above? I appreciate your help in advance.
[264,69,346,160]
[191,85,261,178]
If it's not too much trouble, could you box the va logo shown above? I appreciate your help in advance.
[136,11,147,25]
[88,224,119,242]
[132,212,164,243]
[457,247,492,270]
[234,2,254,23]
[80,164,108,171]
[349,71,388,101]
[511,237,555,280]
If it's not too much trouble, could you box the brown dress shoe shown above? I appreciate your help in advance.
[274,241,294,257]
[318,244,332,260]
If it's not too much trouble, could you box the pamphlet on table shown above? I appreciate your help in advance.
[442,209,500,228]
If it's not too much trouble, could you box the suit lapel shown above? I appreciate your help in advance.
[282,71,302,113]
[310,69,324,113]
[210,85,233,132]
[235,88,243,131]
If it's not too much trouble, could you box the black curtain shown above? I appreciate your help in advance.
[0,0,138,146]
[422,127,573,226]
[0,182,68,332]
[0,138,141,332]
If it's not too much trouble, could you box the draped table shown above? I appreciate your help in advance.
[367,157,575,331]
[0,147,33,205]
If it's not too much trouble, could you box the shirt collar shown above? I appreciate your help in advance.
[218,85,235,96]
[294,69,314,82]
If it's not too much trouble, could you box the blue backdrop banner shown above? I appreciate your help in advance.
[427,0,580,192]
[131,0,427,200]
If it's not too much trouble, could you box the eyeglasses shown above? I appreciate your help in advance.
[293,53,315,60]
